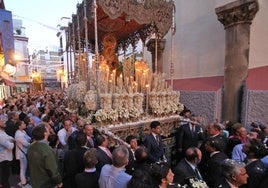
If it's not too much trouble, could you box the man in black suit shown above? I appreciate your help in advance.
[203,137,229,187]
[63,132,89,188]
[144,121,165,163]
[176,114,204,159]
[199,122,227,176]
[84,124,96,148]
[173,147,203,185]
[68,119,85,150]
[214,159,248,188]
[95,134,112,171]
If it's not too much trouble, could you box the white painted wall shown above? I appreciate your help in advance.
[249,0,268,69]
[157,0,268,80]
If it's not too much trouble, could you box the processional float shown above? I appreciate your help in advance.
[66,0,183,139]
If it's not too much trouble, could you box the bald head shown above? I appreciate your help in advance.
[185,147,202,164]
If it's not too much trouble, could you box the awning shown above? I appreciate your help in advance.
[3,79,15,87]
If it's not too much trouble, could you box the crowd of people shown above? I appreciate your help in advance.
[0,91,268,188]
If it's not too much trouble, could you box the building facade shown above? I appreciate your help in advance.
[0,1,15,100]
[13,19,31,92]
[31,49,63,91]
[158,0,268,125]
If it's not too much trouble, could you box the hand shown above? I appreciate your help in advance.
[9,138,15,143]
[57,182,63,188]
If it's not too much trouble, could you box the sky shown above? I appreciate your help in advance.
[5,0,82,53]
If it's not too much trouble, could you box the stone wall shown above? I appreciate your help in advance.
[242,89,268,126]
[179,89,222,124]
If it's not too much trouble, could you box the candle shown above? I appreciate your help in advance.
[141,72,146,93]
[130,76,134,86]
[112,69,116,86]
[119,74,123,89]
[106,68,109,85]
[165,81,168,89]
[109,79,112,93]
[125,77,129,88]
[133,82,138,93]
[145,84,150,114]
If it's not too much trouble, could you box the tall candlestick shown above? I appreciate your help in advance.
[125,77,129,88]
[119,73,123,89]
[109,80,112,93]
[145,84,150,114]
[133,82,138,93]
[115,70,117,85]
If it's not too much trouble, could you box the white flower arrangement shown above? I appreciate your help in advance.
[129,107,140,119]
[95,108,118,123]
[177,102,184,113]
[170,103,178,114]
[118,108,130,119]
[163,105,171,115]
[95,109,108,122]
[151,105,164,116]
[106,109,118,122]
[174,178,208,188]
[188,178,208,188]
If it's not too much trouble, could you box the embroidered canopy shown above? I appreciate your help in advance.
[67,0,174,51]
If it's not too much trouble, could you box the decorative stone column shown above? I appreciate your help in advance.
[215,0,258,123]
[146,39,166,73]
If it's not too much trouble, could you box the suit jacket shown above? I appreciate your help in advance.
[205,152,229,187]
[258,168,268,188]
[75,171,100,188]
[63,146,89,188]
[176,123,203,152]
[96,147,112,171]
[173,158,199,184]
[214,178,232,188]
[86,136,96,148]
[199,134,227,176]
[144,133,164,163]
[125,148,136,175]
[243,160,266,188]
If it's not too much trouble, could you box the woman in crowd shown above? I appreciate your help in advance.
[150,162,175,188]
[14,120,31,187]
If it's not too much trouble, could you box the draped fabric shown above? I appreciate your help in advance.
[99,0,173,37]
[69,0,174,49]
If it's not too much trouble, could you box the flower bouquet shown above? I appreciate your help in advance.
[175,177,208,188]
[129,107,140,121]
[118,108,130,121]
[95,108,118,125]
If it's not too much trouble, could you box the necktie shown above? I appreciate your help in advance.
[105,148,112,158]
[88,137,94,147]
[194,167,203,180]
[156,135,160,145]
[192,124,195,132]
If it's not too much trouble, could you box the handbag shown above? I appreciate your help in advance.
[16,144,30,179]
